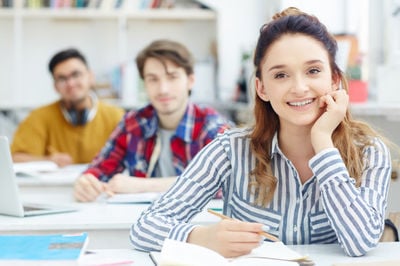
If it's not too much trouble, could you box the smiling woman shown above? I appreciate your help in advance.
[255,34,340,136]
[130,7,392,259]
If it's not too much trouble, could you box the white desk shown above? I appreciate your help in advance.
[1,242,398,266]
[290,242,400,265]
[0,188,221,249]
[79,242,400,266]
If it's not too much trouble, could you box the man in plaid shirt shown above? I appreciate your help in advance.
[74,40,232,202]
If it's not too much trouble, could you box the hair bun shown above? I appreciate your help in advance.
[272,7,303,20]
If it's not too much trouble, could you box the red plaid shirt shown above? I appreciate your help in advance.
[84,103,231,181]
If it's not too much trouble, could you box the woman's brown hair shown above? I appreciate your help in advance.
[250,7,382,206]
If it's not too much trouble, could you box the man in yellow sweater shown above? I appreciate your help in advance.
[11,48,124,167]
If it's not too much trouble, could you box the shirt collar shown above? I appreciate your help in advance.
[142,103,194,142]
[174,102,195,142]
[271,132,280,158]
[141,105,158,139]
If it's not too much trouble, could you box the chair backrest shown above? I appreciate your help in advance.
[380,212,400,242]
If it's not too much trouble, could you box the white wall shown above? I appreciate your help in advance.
[200,0,273,101]
[281,0,368,49]
[0,18,14,105]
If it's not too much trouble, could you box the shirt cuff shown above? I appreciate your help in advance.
[309,148,349,186]
[83,168,101,179]
[167,224,199,243]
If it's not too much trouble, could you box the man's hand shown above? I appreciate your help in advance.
[74,174,108,202]
[48,152,73,167]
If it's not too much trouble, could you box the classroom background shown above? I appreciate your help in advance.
[0,0,399,212]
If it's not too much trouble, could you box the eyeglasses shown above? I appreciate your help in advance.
[54,71,84,88]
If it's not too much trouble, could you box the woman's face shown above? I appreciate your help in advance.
[255,33,339,130]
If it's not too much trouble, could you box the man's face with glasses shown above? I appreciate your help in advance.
[53,58,94,106]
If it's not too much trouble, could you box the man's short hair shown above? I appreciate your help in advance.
[48,48,88,74]
[136,39,194,79]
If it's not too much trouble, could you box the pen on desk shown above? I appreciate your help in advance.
[207,208,280,242]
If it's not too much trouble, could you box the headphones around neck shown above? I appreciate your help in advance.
[60,92,98,126]
[65,108,90,126]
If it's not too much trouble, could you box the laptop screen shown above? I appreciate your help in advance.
[0,136,25,217]
[0,136,77,217]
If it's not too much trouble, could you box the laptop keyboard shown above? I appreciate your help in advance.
[23,205,47,212]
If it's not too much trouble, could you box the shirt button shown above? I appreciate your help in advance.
[293,225,298,232]
[296,199,300,204]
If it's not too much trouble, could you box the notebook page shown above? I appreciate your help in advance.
[239,241,307,261]
[157,239,308,266]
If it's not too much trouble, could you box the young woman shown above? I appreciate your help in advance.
[130,7,391,258]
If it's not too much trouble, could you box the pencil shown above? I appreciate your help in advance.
[207,208,280,242]
[104,190,115,197]
[101,183,115,197]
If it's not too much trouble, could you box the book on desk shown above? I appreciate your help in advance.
[149,238,313,266]
[0,232,89,260]
[13,161,59,177]
[106,192,162,204]
[13,161,88,185]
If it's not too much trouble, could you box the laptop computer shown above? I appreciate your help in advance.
[0,136,77,217]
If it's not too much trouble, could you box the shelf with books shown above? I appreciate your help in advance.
[124,9,216,20]
[17,8,121,19]
[10,8,215,20]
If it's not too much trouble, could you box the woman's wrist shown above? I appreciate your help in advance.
[187,226,209,247]
[311,132,334,153]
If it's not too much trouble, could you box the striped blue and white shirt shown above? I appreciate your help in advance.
[130,127,391,257]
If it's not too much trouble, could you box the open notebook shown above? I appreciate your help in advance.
[150,239,314,266]
[0,136,76,217]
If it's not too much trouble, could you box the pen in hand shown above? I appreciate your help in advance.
[102,183,115,197]
[207,208,280,242]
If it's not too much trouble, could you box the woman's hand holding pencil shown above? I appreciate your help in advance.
[207,209,280,242]
[187,209,280,258]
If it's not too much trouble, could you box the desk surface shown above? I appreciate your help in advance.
[5,172,400,264]
[83,242,400,266]
[0,242,398,266]
[0,187,221,249]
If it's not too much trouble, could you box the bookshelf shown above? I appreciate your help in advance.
[3,8,216,20]
[0,0,217,108]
